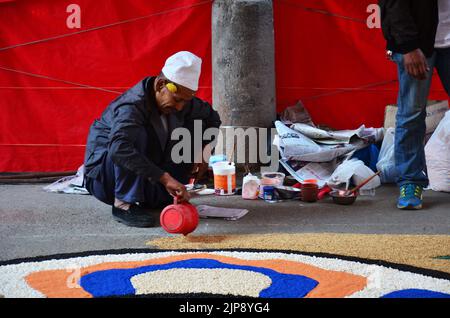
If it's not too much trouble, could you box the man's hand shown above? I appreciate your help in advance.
[159,172,190,203]
[403,49,430,80]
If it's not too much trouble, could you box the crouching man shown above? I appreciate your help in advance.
[83,51,221,227]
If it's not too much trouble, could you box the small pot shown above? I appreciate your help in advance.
[300,183,319,202]
[160,197,199,235]
[329,190,358,205]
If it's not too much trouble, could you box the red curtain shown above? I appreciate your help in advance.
[0,0,447,172]
[0,0,213,172]
[274,0,447,129]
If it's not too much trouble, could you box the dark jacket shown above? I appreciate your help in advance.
[379,0,439,57]
[84,77,221,182]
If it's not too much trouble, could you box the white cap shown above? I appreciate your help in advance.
[162,51,202,91]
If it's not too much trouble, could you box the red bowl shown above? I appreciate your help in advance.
[329,190,358,205]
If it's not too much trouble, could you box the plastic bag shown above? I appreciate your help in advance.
[43,165,89,194]
[425,110,450,192]
[327,158,381,195]
[352,144,380,172]
[242,173,260,200]
[376,128,398,183]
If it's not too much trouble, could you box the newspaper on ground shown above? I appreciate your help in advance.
[280,159,338,188]
[196,205,249,221]
[275,119,384,194]
[291,123,384,144]
[275,121,368,162]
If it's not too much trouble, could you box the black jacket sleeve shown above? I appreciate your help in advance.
[109,104,165,181]
[379,0,420,54]
[182,98,222,146]
[185,98,222,129]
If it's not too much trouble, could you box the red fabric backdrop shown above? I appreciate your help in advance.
[0,0,447,172]
[274,0,447,128]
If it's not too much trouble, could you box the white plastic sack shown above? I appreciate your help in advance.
[425,110,450,192]
[327,158,381,194]
[376,127,398,183]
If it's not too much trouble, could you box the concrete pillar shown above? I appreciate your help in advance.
[212,0,276,128]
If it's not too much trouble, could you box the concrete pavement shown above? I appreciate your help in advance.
[0,183,449,261]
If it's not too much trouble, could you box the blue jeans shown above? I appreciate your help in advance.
[392,52,436,188]
[435,46,450,95]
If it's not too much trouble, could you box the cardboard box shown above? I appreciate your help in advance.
[384,100,449,135]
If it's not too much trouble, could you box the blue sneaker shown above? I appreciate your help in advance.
[397,184,423,210]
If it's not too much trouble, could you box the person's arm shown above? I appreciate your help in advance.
[379,0,429,80]
[403,49,430,80]
[184,97,221,124]
[110,104,190,202]
[182,98,222,182]
[159,172,190,203]
[380,0,419,53]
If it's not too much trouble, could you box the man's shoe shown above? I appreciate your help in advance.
[112,204,157,228]
[397,184,423,210]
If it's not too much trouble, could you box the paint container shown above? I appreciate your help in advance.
[208,154,228,181]
[212,161,236,195]
[160,197,199,236]
[209,154,228,167]
[261,172,285,186]
[300,179,319,203]
[263,186,275,202]
[259,179,278,199]
[259,172,285,199]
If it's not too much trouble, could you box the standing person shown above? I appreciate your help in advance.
[84,51,221,227]
[379,0,439,209]
[435,0,450,95]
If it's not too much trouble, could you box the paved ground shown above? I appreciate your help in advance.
[0,183,449,261]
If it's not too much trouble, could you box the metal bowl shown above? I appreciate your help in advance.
[329,190,358,205]
[274,186,301,200]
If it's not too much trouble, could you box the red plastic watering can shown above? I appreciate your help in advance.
[160,196,199,236]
